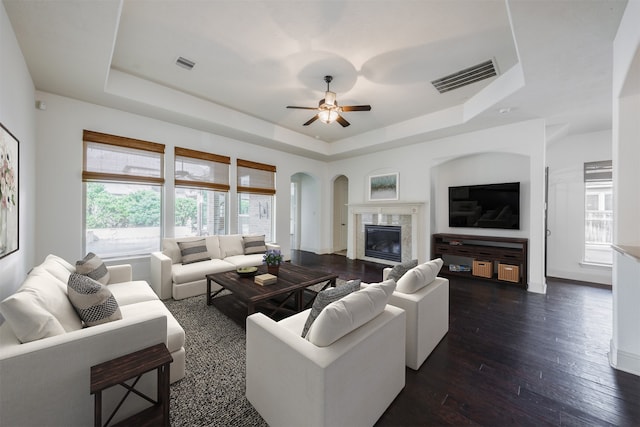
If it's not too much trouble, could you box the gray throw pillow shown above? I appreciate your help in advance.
[243,235,267,255]
[76,252,110,285]
[387,259,418,282]
[301,279,361,338]
[67,273,122,327]
[178,239,211,264]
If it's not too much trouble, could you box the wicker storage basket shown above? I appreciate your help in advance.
[472,260,492,278]
[498,263,520,283]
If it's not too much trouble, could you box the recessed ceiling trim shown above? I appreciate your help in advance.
[432,59,497,94]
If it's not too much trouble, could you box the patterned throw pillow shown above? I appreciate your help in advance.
[387,259,418,282]
[301,279,361,338]
[178,239,211,264]
[76,252,110,285]
[243,235,267,255]
[67,273,122,327]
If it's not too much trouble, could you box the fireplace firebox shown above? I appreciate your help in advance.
[365,225,402,262]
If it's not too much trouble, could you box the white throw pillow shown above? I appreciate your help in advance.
[219,235,245,257]
[306,279,396,347]
[395,258,443,294]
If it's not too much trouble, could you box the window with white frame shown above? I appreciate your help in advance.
[584,160,613,265]
[83,130,165,258]
[175,147,230,237]
[237,159,276,242]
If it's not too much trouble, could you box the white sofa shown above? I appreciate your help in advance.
[246,282,406,427]
[377,264,449,370]
[0,254,185,426]
[150,234,279,300]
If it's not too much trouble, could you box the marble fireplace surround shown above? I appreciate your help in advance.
[347,202,425,264]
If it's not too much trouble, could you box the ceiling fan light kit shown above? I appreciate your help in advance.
[287,75,371,127]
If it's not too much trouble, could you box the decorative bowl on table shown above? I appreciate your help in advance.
[236,266,258,278]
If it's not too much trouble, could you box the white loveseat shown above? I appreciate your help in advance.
[150,234,278,300]
[0,255,185,426]
[246,280,406,427]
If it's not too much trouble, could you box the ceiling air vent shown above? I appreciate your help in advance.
[176,56,196,70]
[431,59,497,94]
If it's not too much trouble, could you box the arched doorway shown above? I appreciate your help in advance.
[333,175,349,254]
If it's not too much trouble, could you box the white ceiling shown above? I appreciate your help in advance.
[3,0,628,160]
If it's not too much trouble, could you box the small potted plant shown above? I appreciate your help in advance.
[263,249,283,276]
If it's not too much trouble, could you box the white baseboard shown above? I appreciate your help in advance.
[609,339,640,377]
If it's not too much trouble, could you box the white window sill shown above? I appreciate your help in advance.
[579,261,612,270]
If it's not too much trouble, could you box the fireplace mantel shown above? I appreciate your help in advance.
[348,202,425,215]
[347,201,427,264]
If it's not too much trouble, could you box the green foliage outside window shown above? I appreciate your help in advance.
[86,183,161,228]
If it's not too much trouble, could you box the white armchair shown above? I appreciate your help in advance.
[246,304,406,427]
[381,266,449,370]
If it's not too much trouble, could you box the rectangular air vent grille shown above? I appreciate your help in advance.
[431,59,497,93]
[176,56,196,70]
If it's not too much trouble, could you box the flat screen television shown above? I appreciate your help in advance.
[449,182,520,229]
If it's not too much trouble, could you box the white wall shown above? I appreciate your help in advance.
[546,130,612,285]
[330,119,547,293]
[34,91,328,281]
[0,3,36,301]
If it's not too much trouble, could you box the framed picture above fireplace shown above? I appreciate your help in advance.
[368,172,398,201]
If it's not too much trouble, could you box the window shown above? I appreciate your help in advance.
[237,159,276,241]
[175,147,230,237]
[83,130,164,258]
[584,160,613,265]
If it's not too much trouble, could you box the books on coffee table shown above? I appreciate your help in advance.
[254,273,277,286]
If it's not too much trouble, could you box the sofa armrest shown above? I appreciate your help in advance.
[266,243,280,251]
[0,313,167,426]
[106,264,132,284]
[150,251,173,300]
[382,267,392,281]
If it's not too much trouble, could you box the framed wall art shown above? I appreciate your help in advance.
[368,172,398,201]
[0,122,19,259]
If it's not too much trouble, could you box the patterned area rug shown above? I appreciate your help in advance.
[165,279,347,426]
[165,294,267,427]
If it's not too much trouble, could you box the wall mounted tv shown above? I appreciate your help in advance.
[449,182,520,230]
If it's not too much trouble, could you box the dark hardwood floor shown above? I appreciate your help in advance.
[289,250,640,426]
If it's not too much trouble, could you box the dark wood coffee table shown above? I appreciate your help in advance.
[206,263,338,317]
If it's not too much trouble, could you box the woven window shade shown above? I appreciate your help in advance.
[175,147,230,191]
[237,159,276,195]
[82,130,165,184]
[584,160,612,183]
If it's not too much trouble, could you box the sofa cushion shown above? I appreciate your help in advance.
[68,273,122,326]
[171,259,236,285]
[301,279,361,338]
[396,258,443,294]
[76,252,110,285]
[0,292,66,343]
[219,234,245,257]
[163,236,222,264]
[306,279,396,347]
[387,259,418,282]
[0,267,83,342]
[107,281,159,306]
[42,254,75,284]
[178,239,211,264]
[119,300,185,353]
[243,235,267,255]
[222,254,264,269]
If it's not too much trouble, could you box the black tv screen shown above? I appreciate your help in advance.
[449,182,520,229]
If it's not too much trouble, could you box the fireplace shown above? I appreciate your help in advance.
[365,225,402,262]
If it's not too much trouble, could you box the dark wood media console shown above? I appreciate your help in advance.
[432,233,528,289]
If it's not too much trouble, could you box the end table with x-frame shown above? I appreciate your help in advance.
[206,263,338,317]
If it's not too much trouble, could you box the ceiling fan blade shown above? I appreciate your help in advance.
[336,115,350,127]
[287,106,319,110]
[340,105,371,112]
[303,115,319,126]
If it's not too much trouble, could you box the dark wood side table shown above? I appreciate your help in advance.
[90,343,172,427]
